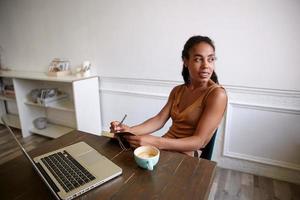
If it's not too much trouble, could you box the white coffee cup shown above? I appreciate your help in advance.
[134,146,160,170]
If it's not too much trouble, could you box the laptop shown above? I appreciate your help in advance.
[1,117,122,200]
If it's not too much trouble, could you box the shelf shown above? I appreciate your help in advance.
[0,114,21,129]
[0,94,16,102]
[0,70,98,83]
[47,100,74,111]
[25,99,75,112]
[30,123,74,139]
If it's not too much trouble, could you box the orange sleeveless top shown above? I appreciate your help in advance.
[163,82,223,139]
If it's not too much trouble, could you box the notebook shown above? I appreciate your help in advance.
[101,131,134,150]
[1,118,122,200]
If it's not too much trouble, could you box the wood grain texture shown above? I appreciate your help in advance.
[0,130,216,200]
[1,127,299,200]
[0,125,50,165]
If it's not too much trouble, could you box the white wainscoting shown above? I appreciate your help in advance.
[224,102,300,171]
[99,77,300,184]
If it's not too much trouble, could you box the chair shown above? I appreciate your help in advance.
[199,129,218,160]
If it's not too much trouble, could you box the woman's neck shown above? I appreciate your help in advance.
[188,80,210,91]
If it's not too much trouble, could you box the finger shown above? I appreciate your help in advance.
[109,122,118,132]
[110,128,118,133]
[112,121,128,132]
[128,140,139,148]
[117,124,129,132]
[110,126,118,133]
[131,144,139,148]
[124,135,138,140]
[125,136,142,148]
[110,121,120,128]
[124,135,136,142]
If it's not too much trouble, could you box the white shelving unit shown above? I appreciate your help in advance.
[30,123,74,139]
[0,94,16,102]
[0,84,21,128]
[0,70,102,138]
[1,113,21,129]
[25,99,75,112]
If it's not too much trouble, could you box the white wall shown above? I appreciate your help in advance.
[1,0,300,90]
[1,0,300,183]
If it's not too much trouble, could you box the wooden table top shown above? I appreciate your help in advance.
[0,131,217,200]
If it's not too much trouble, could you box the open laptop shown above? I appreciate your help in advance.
[1,117,122,200]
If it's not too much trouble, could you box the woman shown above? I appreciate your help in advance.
[110,35,227,157]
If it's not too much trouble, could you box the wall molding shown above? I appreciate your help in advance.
[100,76,300,99]
[100,76,180,87]
[100,89,168,100]
[228,101,300,115]
[224,84,300,98]
[224,102,300,171]
[100,76,178,99]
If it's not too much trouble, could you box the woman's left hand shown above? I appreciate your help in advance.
[124,134,159,148]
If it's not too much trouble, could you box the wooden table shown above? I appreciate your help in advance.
[0,131,217,200]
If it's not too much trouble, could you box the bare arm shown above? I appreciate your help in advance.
[129,101,171,135]
[110,86,178,135]
[126,87,228,152]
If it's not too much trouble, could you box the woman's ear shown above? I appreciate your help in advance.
[183,58,188,68]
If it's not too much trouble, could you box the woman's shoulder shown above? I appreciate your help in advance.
[206,80,226,93]
[168,84,185,99]
[205,84,227,104]
[173,84,185,90]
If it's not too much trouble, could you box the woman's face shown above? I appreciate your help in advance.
[184,42,216,84]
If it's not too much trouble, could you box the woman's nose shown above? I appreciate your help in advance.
[201,59,209,68]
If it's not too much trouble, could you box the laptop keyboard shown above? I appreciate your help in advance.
[41,151,96,192]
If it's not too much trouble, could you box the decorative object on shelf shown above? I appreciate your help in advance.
[3,84,15,98]
[30,88,68,106]
[0,46,12,72]
[33,117,48,129]
[48,58,71,77]
[30,89,41,102]
[76,60,91,77]
[0,45,2,70]
[0,79,4,94]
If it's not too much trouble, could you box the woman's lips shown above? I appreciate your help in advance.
[199,72,210,78]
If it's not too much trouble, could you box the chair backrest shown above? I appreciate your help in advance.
[199,129,218,160]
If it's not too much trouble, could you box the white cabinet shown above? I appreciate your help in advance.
[0,70,101,138]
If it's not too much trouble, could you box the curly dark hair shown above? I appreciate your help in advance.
[181,36,219,84]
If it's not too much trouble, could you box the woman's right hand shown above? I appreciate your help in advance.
[110,121,131,133]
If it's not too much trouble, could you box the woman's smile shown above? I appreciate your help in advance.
[198,71,210,78]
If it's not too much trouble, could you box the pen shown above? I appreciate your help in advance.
[116,114,128,151]
[116,114,129,150]
[118,114,127,127]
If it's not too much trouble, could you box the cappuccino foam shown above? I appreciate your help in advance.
[138,151,157,159]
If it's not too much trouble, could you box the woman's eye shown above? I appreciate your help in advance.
[194,58,202,62]
[208,57,216,63]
